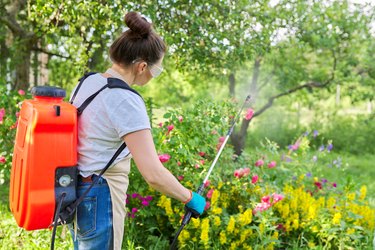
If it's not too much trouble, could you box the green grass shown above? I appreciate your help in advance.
[0,184,73,249]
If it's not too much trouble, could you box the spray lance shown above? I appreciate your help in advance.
[170,95,252,250]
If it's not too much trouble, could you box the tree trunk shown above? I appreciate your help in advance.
[229,72,235,98]
[231,58,262,156]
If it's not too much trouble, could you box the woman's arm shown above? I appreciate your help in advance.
[124,129,191,203]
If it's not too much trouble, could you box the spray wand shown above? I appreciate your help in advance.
[170,95,251,250]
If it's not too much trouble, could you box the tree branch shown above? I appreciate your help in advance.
[253,50,337,117]
[32,47,71,59]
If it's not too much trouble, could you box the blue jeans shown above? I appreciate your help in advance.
[68,175,113,250]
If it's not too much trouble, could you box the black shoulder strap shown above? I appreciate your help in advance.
[70,72,97,104]
[76,77,142,116]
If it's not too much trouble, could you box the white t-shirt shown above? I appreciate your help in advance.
[70,73,151,177]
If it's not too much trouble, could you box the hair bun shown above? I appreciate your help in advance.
[125,12,152,37]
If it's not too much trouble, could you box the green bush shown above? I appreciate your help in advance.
[0,85,28,184]
[125,100,375,249]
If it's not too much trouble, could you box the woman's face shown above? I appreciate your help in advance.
[133,55,164,86]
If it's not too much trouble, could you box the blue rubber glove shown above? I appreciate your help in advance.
[185,191,206,215]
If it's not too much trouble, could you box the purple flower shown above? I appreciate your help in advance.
[319,145,325,151]
[141,200,150,206]
[332,183,337,188]
[131,193,140,199]
[306,172,312,178]
[126,198,129,204]
[145,195,153,202]
[313,130,319,138]
[304,131,310,136]
[327,143,333,152]
[322,178,328,183]
[131,207,138,213]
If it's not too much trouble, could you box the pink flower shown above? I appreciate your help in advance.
[206,189,214,199]
[243,167,250,176]
[158,122,163,127]
[244,108,254,120]
[272,193,284,203]
[314,182,322,189]
[332,182,337,188]
[159,154,171,163]
[205,201,211,210]
[200,159,205,165]
[253,202,271,214]
[177,175,184,181]
[18,89,25,95]
[218,136,225,142]
[261,195,271,204]
[234,168,244,178]
[177,161,181,166]
[0,156,5,164]
[290,143,299,151]
[268,161,277,168]
[0,108,5,124]
[255,159,264,167]
[251,175,259,184]
[204,180,210,188]
[199,151,205,157]
[195,163,200,169]
[178,116,183,122]
[167,124,174,133]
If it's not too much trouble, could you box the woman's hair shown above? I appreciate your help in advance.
[109,12,166,66]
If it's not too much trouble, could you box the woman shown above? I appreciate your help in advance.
[68,11,206,249]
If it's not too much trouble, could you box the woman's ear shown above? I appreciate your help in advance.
[137,62,148,74]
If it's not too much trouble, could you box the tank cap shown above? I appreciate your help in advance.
[31,86,66,98]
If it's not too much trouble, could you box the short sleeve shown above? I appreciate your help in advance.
[102,90,151,138]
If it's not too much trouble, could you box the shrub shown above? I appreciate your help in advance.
[125,100,375,249]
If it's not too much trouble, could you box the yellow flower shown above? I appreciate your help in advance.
[178,230,190,245]
[243,244,252,250]
[347,192,356,201]
[218,181,224,189]
[239,208,253,226]
[200,218,210,246]
[219,231,227,244]
[311,226,318,233]
[332,212,342,224]
[230,242,237,250]
[347,228,355,235]
[212,207,223,215]
[327,197,336,210]
[359,185,367,200]
[308,241,316,248]
[211,189,220,206]
[282,204,290,218]
[213,216,221,227]
[192,218,200,228]
[292,218,299,230]
[272,231,279,240]
[157,195,174,218]
[226,216,236,233]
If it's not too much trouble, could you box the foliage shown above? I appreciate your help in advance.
[125,100,375,249]
[0,85,28,184]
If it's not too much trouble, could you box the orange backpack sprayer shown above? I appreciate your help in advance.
[9,74,142,249]
[9,86,78,230]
